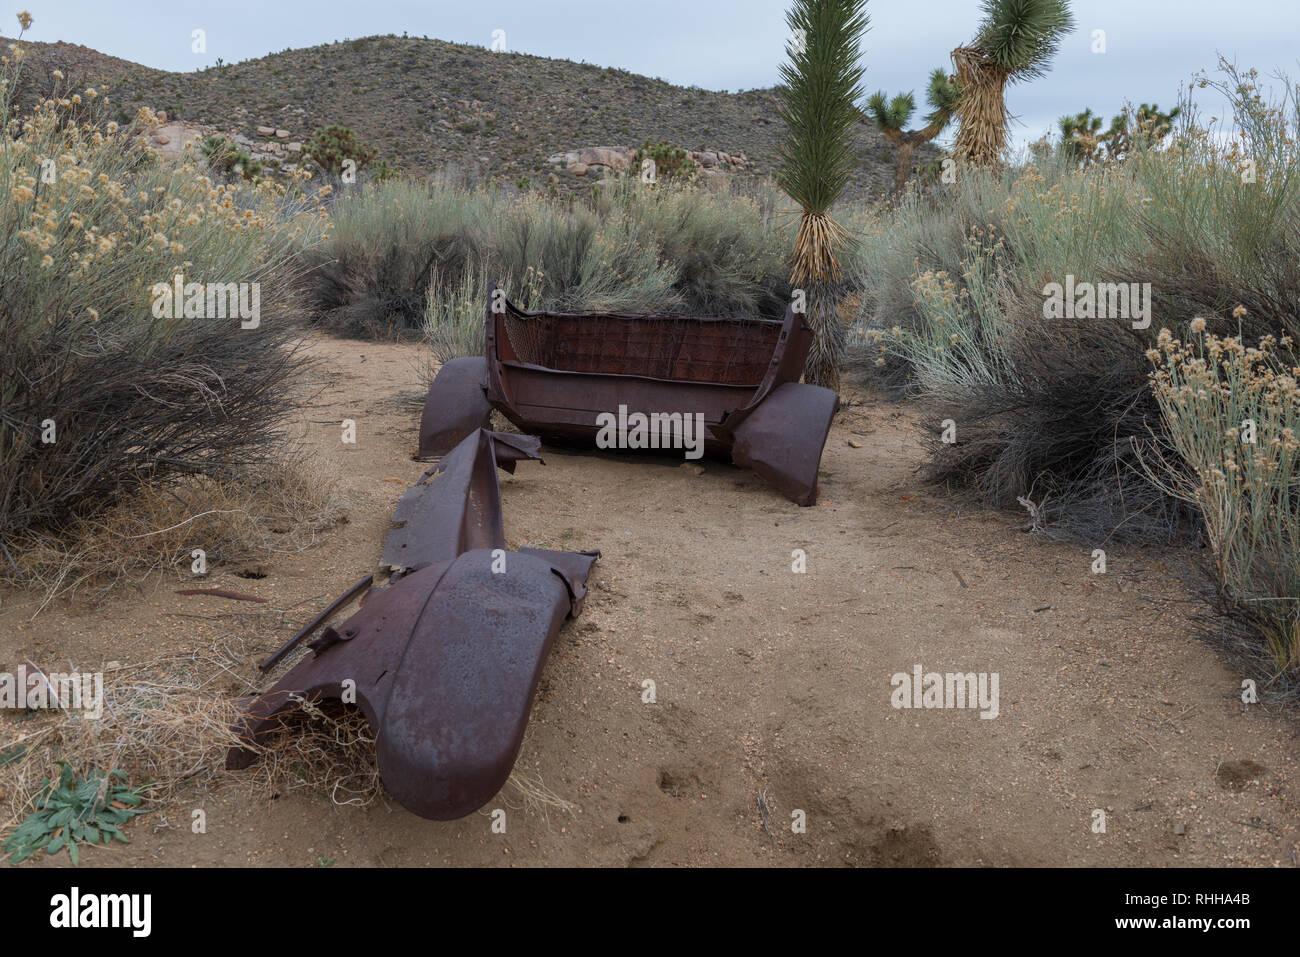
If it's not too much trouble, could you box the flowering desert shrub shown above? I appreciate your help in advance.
[0,49,317,544]
[1148,323,1300,670]
[849,62,1300,540]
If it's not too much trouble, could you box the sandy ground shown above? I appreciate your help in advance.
[3,332,1298,867]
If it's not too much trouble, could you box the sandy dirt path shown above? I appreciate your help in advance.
[5,332,1297,867]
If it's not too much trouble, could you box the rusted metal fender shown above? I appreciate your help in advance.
[383,428,542,574]
[226,546,599,820]
[418,356,493,460]
[728,381,840,506]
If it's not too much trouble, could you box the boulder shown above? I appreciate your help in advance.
[147,122,206,161]
[579,147,629,170]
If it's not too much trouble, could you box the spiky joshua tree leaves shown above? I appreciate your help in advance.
[866,68,962,193]
[776,0,870,392]
[951,0,1075,165]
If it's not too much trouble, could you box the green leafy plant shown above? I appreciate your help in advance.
[3,764,150,865]
[304,124,379,177]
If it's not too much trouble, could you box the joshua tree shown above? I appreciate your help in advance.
[865,68,962,193]
[951,0,1075,165]
[1059,108,1104,165]
[776,0,870,392]
[1103,102,1181,160]
[1060,102,1181,166]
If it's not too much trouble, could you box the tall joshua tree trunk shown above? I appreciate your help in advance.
[790,214,851,390]
[950,47,1010,166]
[776,0,870,393]
[949,0,1075,167]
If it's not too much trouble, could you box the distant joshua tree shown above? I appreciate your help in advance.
[865,68,962,193]
[951,0,1075,166]
[1059,107,1105,164]
[1060,103,1182,166]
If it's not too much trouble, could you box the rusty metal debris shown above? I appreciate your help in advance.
[228,429,599,820]
[383,429,543,573]
[418,284,839,504]
[233,286,841,821]
[258,574,374,673]
[174,588,269,603]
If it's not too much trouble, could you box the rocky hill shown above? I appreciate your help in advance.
[17,35,934,199]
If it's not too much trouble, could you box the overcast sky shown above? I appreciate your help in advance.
[9,1,1298,147]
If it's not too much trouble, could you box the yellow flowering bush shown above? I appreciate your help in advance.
[1149,325,1300,668]
[0,48,322,540]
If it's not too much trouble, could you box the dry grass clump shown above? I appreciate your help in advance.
[1,454,343,611]
[1,634,578,851]
[0,637,384,839]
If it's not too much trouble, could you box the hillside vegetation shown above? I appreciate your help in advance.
[17,35,918,197]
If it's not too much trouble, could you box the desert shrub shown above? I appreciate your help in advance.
[850,62,1300,540]
[300,178,482,337]
[200,134,264,181]
[1147,324,1300,674]
[0,60,315,545]
[319,177,795,345]
[604,179,795,318]
[304,124,378,178]
[485,191,679,315]
[630,140,697,184]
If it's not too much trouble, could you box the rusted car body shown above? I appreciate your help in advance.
[418,285,840,505]
[231,288,842,821]
[228,429,599,820]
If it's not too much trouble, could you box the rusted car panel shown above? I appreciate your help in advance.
[418,356,494,459]
[727,381,840,507]
[385,429,542,574]
[227,548,597,820]
[415,284,837,504]
[483,285,811,446]
[229,428,600,820]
